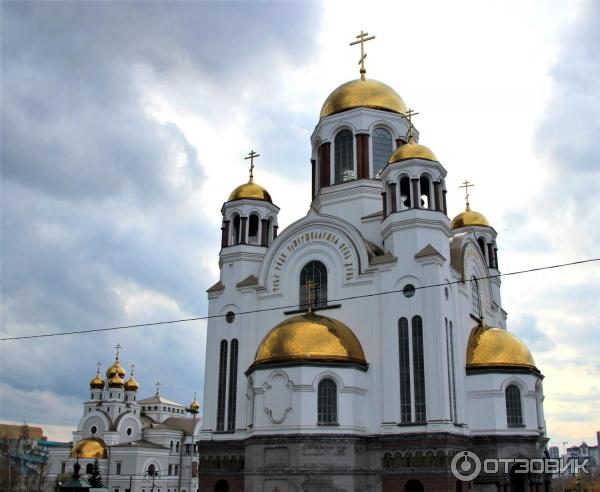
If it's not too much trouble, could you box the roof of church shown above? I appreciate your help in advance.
[137,394,183,407]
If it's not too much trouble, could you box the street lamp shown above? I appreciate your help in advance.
[186,393,200,492]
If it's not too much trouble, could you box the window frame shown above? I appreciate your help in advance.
[317,377,338,425]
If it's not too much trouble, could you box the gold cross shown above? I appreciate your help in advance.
[404,108,419,140]
[350,30,375,79]
[155,380,161,395]
[459,180,474,210]
[96,362,102,375]
[305,279,316,313]
[130,364,135,376]
[244,150,260,180]
[114,343,122,359]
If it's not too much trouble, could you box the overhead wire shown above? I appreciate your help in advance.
[1,257,598,342]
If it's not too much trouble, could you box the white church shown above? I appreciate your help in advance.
[197,34,549,492]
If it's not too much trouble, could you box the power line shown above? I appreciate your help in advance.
[1,257,598,342]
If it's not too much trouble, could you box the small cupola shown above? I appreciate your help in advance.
[89,364,105,390]
[124,364,139,392]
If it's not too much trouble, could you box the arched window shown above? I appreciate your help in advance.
[477,237,486,256]
[334,129,354,183]
[232,215,241,245]
[471,277,482,318]
[445,319,457,422]
[227,339,238,431]
[299,260,327,309]
[419,175,431,209]
[505,384,523,427]
[248,214,259,244]
[412,315,426,422]
[246,377,255,428]
[175,441,180,453]
[399,176,411,210]
[372,127,393,176]
[147,463,156,477]
[535,381,544,429]
[317,378,338,425]
[170,440,174,452]
[216,340,228,431]
[398,317,411,423]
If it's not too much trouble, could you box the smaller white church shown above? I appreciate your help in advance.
[46,347,202,492]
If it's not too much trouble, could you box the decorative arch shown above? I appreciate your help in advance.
[263,370,293,424]
[79,411,111,434]
[311,369,345,390]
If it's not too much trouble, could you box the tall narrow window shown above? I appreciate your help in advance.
[246,377,254,428]
[419,176,431,209]
[412,316,426,422]
[372,127,392,176]
[400,176,411,210]
[505,384,523,427]
[299,260,327,309]
[216,340,228,431]
[398,317,412,423]
[317,378,338,425]
[471,277,482,318]
[334,130,354,183]
[227,339,238,431]
[232,215,241,245]
[248,214,259,244]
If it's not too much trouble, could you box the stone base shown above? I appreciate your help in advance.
[197,432,550,492]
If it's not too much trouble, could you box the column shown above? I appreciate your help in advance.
[433,182,442,211]
[319,143,331,189]
[487,243,496,269]
[411,178,420,209]
[273,225,278,240]
[260,219,269,247]
[356,133,370,179]
[221,221,230,248]
[442,189,448,215]
[389,183,397,213]
[240,217,247,244]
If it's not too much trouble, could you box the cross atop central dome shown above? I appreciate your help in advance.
[320,77,408,119]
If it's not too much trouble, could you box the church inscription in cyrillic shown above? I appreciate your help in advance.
[271,230,355,292]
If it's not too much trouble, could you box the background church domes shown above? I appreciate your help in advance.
[466,324,537,371]
[252,312,367,369]
[70,438,107,459]
[105,359,126,379]
[451,206,490,229]
[387,135,438,163]
[89,370,105,390]
[228,178,272,203]
[320,78,408,118]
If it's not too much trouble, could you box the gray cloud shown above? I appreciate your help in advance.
[511,313,555,353]
[0,1,320,428]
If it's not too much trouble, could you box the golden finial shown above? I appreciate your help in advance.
[244,150,260,182]
[305,279,316,314]
[459,180,474,211]
[350,30,375,80]
[155,380,161,396]
[403,108,419,141]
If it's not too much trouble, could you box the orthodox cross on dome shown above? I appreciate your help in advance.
[245,150,260,181]
[96,362,102,375]
[155,380,161,396]
[459,180,474,210]
[130,364,135,376]
[404,108,419,140]
[114,343,122,360]
[350,30,375,80]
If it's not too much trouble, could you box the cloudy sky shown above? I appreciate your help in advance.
[1,0,598,450]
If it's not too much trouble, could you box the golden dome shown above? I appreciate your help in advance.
[228,177,272,203]
[388,135,438,163]
[320,78,408,118]
[189,398,200,413]
[124,375,139,391]
[466,324,537,371]
[89,370,105,390]
[451,205,490,229]
[105,360,126,379]
[70,438,107,459]
[108,374,124,388]
[252,312,367,369]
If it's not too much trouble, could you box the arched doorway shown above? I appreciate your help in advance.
[405,479,424,492]
[509,464,527,492]
[215,479,230,492]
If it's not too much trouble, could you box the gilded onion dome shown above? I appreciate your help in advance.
[70,438,107,459]
[105,359,126,379]
[451,205,490,229]
[252,312,367,369]
[466,323,538,371]
[388,135,438,164]
[228,177,272,203]
[189,393,200,414]
[124,365,139,391]
[108,374,125,388]
[320,78,408,118]
[89,367,105,390]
